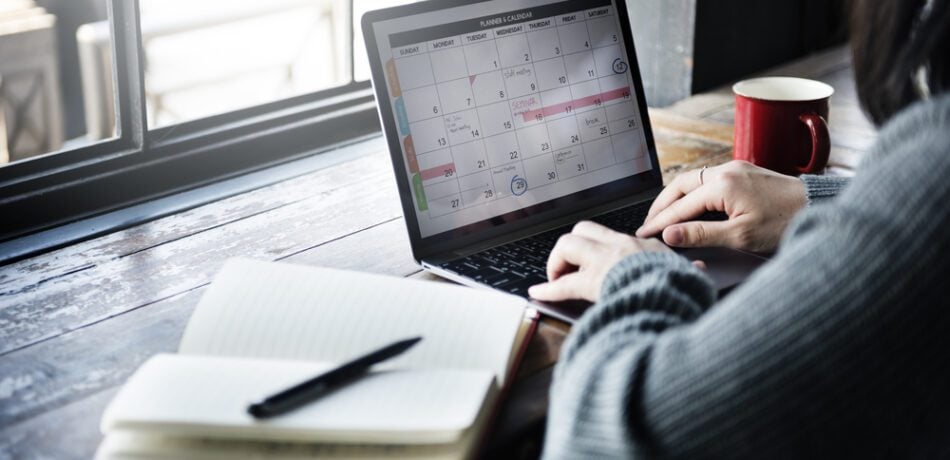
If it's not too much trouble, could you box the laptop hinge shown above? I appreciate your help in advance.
[426,188,660,263]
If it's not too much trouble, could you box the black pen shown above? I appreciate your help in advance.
[247,336,422,419]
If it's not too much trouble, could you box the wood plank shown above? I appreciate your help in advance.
[0,386,117,460]
[825,165,856,177]
[828,146,864,171]
[284,219,418,274]
[0,220,422,429]
[666,91,734,120]
[649,108,734,145]
[0,289,197,428]
[653,134,733,184]
[648,108,735,183]
[0,138,388,296]
[0,156,402,356]
[515,318,569,380]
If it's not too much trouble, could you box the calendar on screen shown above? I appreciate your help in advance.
[371,0,653,238]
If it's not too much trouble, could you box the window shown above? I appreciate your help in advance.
[0,0,412,262]
[0,0,115,164]
[353,0,417,81]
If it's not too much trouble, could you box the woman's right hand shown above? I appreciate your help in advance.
[635,161,807,253]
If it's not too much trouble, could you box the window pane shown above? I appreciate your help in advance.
[353,0,419,82]
[0,0,115,166]
[139,0,350,129]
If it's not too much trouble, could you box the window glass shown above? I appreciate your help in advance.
[138,0,351,129]
[0,0,114,166]
[353,0,419,82]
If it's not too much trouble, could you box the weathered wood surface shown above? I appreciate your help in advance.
[0,46,872,460]
[0,219,421,427]
[0,151,401,356]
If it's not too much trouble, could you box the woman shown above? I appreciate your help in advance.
[531,1,950,458]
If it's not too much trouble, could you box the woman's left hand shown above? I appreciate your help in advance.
[528,221,673,302]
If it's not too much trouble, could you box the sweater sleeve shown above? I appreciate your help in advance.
[543,95,950,459]
[799,174,850,205]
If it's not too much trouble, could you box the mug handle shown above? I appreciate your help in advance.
[797,113,830,174]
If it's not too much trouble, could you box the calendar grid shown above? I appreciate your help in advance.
[491,27,536,200]
[394,47,624,127]
[423,35,464,213]
[458,30,501,207]
[554,22,593,183]
[583,16,615,167]
[388,3,648,221]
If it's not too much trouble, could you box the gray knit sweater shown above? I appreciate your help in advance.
[543,94,950,459]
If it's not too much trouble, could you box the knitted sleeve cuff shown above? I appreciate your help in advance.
[800,174,851,206]
[557,251,716,365]
[600,251,714,310]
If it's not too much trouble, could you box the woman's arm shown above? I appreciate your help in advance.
[544,252,715,458]
[543,96,950,459]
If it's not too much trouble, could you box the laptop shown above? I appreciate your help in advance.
[362,0,766,322]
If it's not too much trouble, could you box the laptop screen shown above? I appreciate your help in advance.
[365,0,659,243]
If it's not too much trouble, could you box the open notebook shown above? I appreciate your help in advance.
[97,258,537,459]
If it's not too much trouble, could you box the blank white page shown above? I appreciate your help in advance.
[179,259,528,384]
[102,354,494,444]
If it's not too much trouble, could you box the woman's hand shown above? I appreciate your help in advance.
[636,161,807,253]
[529,221,672,302]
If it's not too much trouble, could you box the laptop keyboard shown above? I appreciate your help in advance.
[438,201,653,298]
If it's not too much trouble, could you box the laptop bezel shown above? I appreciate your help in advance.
[362,0,663,262]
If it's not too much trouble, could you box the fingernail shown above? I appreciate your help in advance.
[528,284,545,296]
[665,227,684,245]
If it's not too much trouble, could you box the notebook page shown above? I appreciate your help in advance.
[97,399,497,460]
[96,431,475,460]
[179,259,527,384]
[102,354,495,444]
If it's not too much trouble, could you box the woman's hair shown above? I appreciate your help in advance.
[850,0,950,125]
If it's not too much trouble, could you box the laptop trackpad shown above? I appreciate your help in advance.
[675,247,768,292]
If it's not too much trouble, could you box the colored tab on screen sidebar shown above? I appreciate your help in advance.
[386,59,401,97]
[395,98,410,136]
[404,136,419,173]
[412,173,428,211]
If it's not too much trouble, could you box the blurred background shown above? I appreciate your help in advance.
[0,0,844,166]
[0,0,407,165]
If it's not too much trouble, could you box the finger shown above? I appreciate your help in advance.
[644,167,711,223]
[546,234,600,281]
[692,260,707,270]
[642,177,688,225]
[571,220,627,243]
[638,187,722,238]
[662,220,733,248]
[528,272,596,302]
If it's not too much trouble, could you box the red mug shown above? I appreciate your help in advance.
[733,77,834,175]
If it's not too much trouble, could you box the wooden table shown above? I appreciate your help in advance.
[0,46,873,459]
